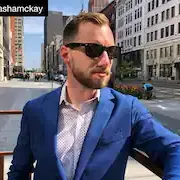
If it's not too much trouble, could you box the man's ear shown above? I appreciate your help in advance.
[60,45,70,64]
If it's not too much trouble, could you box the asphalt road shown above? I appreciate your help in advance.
[0,79,180,152]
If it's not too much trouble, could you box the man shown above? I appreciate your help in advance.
[143,79,154,99]
[8,12,180,180]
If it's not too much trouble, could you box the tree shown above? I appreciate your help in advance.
[116,60,135,79]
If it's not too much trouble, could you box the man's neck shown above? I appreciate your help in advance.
[66,80,97,110]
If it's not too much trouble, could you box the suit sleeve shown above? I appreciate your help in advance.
[131,97,180,180]
[7,101,35,180]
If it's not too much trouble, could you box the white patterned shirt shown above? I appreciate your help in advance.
[56,82,100,180]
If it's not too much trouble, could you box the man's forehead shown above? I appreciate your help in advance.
[76,22,115,45]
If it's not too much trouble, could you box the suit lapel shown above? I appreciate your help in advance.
[74,88,115,180]
[43,87,67,180]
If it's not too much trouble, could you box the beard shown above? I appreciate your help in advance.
[69,58,111,89]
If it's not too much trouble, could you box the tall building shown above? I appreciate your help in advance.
[44,11,69,72]
[0,17,4,81]
[116,0,180,80]
[3,17,11,80]
[116,0,144,78]
[13,17,24,72]
[10,17,16,75]
[144,0,180,80]
[88,0,109,12]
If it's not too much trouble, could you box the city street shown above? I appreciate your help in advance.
[142,86,180,135]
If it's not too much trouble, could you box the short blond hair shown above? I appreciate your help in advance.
[63,12,110,44]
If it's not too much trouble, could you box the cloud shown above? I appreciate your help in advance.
[24,17,44,34]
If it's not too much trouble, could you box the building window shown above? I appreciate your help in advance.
[166,9,169,20]
[150,50,154,59]
[155,30,158,40]
[165,26,169,37]
[156,0,159,7]
[170,46,173,57]
[178,22,180,33]
[155,14,158,24]
[165,47,168,57]
[152,0,155,9]
[147,18,150,27]
[162,0,165,4]
[179,4,180,15]
[161,11,165,21]
[154,49,157,59]
[134,36,136,47]
[161,28,164,38]
[151,32,153,41]
[138,35,141,45]
[171,6,175,18]
[148,2,151,12]
[151,16,154,26]
[146,51,149,59]
[170,24,174,35]
[147,33,149,42]
[177,44,180,55]
[160,48,163,58]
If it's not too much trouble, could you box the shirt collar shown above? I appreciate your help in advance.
[59,81,100,105]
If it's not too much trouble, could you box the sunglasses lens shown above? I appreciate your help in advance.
[107,46,118,59]
[85,44,104,58]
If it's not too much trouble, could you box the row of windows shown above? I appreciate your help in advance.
[148,0,159,12]
[125,26,132,36]
[118,21,142,39]
[125,0,132,12]
[160,24,175,38]
[147,5,176,28]
[118,18,124,28]
[146,22,180,43]
[125,13,132,24]
[120,35,142,49]
[161,6,175,22]
[148,0,171,12]
[135,7,142,19]
[118,6,124,17]
[160,46,173,58]
[118,0,142,17]
[147,30,158,42]
[146,49,157,59]
[147,14,158,27]
[134,22,142,33]
[146,44,180,60]
[118,30,124,39]
[135,0,142,6]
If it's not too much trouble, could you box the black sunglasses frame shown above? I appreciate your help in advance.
[65,43,118,59]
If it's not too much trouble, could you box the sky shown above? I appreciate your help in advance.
[24,0,89,69]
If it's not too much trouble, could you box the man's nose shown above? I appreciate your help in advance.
[97,51,111,67]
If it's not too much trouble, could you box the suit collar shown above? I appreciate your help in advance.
[59,81,101,105]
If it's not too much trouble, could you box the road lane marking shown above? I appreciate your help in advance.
[156,105,167,110]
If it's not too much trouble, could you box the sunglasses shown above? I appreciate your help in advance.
[65,43,118,59]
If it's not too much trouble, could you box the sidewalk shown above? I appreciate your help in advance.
[0,78,60,89]
[120,78,180,89]
[3,156,160,180]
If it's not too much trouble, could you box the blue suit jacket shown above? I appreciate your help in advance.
[8,87,180,180]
